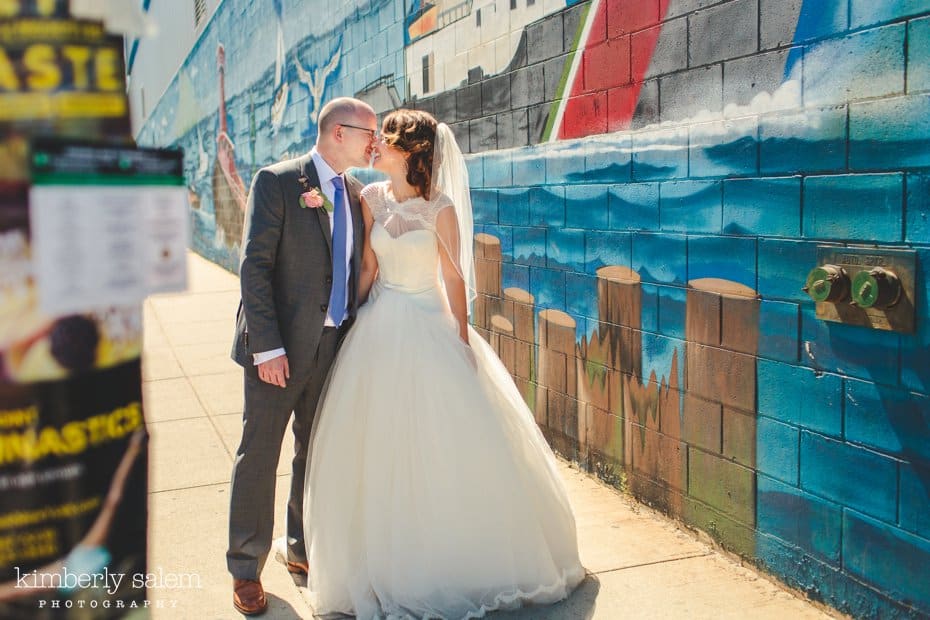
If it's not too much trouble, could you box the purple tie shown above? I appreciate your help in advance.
[329,175,347,325]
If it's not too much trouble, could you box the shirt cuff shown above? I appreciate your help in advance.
[253,348,286,365]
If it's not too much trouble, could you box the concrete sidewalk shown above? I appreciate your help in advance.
[142,252,835,619]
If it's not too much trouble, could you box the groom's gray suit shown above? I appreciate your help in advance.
[228,152,364,580]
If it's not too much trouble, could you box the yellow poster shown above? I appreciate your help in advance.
[0,17,130,182]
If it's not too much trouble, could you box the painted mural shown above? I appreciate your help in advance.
[138,0,930,616]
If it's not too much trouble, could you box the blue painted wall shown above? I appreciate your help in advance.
[138,0,930,616]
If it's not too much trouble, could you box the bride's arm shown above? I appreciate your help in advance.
[436,206,469,345]
[358,196,379,304]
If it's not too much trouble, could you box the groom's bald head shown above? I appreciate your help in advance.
[318,98,375,135]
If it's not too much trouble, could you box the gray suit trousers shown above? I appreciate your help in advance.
[226,326,340,580]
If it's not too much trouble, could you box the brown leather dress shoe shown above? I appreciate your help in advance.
[286,560,309,576]
[233,578,267,615]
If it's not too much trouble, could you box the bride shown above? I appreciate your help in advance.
[303,109,585,619]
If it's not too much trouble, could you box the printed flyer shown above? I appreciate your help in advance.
[0,141,186,385]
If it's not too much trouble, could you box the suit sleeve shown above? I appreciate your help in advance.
[239,168,285,354]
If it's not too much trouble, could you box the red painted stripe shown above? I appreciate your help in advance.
[559,0,670,139]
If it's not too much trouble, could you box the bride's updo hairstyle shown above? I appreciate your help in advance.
[381,109,438,199]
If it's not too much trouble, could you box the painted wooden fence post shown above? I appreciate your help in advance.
[473,233,502,339]
[502,287,535,407]
[683,278,760,555]
[489,314,515,375]
[536,309,577,457]
[579,266,643,481]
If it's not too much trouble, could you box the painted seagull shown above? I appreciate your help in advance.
[294,44,342,124]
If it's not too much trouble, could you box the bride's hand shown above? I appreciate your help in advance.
[463,344,477,371]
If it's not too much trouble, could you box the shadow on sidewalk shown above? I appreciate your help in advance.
[259,592,307,619]
[486,574,601,620]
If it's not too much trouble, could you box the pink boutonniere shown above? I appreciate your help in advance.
[300,188,325,208]
[298,175,334,212]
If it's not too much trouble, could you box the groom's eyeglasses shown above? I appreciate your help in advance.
[340,124,378,140]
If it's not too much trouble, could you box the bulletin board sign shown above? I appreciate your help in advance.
[0,6,167,617]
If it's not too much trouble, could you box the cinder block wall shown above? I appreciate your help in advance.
[138,0,930,616]
[460,2,930,616]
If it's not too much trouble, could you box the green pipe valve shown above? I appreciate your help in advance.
[851,267,901,309]
[803,264,849,303]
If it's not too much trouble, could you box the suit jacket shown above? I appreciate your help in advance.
[231,153,365,380]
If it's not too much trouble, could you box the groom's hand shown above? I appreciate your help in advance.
[258,355,290,388]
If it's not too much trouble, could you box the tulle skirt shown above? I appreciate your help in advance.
[303,280,585,619]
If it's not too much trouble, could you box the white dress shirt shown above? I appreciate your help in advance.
[253,149,355,365]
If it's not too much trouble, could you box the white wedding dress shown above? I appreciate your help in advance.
[303,181,585,619]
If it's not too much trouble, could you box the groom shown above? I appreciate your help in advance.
[228,97,377,615]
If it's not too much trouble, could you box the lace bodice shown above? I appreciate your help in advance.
[362,181,453,237]
[361,182,456,293]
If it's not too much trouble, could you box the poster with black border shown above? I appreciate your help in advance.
[0,359,148,619]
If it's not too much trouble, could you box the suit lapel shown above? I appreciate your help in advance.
[348,180,364,263]
[300,157,332,262]
[347,177,365,310]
